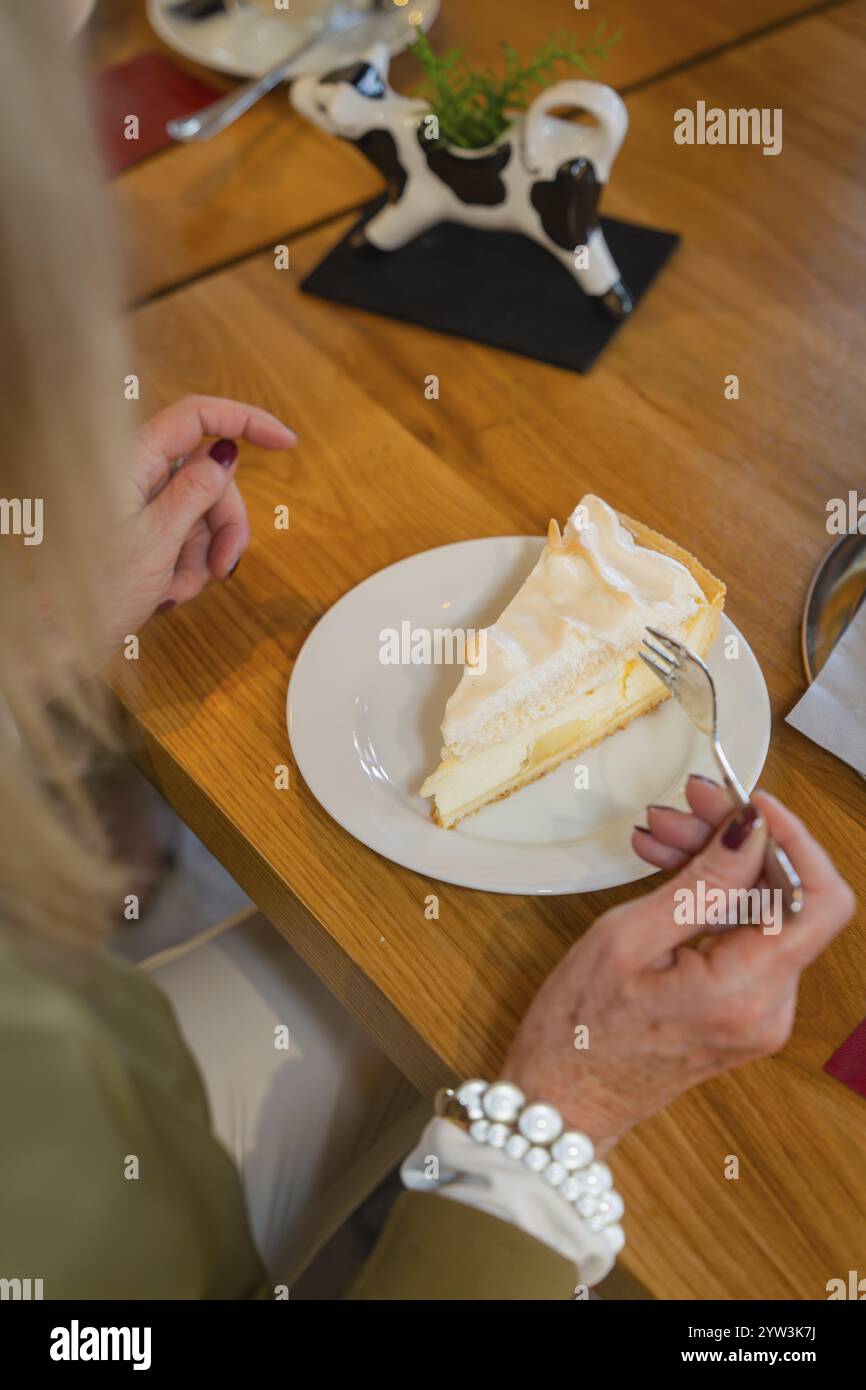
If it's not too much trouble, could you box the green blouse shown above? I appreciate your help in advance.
[0,927,268,1299]
[0,927,576,1301]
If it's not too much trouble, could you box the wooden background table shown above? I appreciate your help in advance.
[90,0,827,303]
[106,0,866,1299]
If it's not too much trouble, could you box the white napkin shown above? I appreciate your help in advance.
[786,599,866,776]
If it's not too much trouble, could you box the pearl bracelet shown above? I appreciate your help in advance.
[435,1079,625,1252]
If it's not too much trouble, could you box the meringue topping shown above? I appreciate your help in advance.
[440,495,706,755]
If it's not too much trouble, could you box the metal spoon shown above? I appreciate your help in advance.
[166,0,389,142]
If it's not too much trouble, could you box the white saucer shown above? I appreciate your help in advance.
[287,537,771,895]
[147,0,440,79]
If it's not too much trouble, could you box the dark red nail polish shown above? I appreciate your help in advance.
[633,824,651,835]
[226,558,241,579]
[155,599,176,616]
[648,804,683,814]
[209,438,238,467]
[722,803,760,850]
[689,774,721,788]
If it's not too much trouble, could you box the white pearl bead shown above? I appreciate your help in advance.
[482,1082,525,1123]
[601,1223,626,1255]
[504,1133,530,1160]
[582,1161,613,1192]
[542,1161,567,1188]
[469,1118,490,1144]
[457,1079,488,1121]
[576,1193,598,1219]
[518,1102,563,1145]
[523,1146,550,1173]
[596,1191,624,1225]
[551,1130,594,1171]
[486,1122,511,1148]
[559,1176,583,1202]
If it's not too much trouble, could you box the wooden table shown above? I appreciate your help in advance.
[90,0,825,303]
[112,0,866,1299]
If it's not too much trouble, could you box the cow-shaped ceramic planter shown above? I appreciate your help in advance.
[291,44,633,319]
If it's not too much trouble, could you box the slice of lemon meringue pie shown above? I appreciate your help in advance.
[420,495,725,829]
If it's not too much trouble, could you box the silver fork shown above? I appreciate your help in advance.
[640,626,803,917]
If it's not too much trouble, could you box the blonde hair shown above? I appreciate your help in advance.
[0,3,132,943]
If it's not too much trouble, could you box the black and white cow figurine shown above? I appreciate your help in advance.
[291,44,633,318]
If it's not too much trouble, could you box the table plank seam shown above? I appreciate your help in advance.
[126,200,372,312]
[620,0,857,95]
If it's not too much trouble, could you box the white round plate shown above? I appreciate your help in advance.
[287,538,771,895]
[147,0,440,79]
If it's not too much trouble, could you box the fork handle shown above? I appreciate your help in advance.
[167,50,308,141]
[711,744,804,917]
[166,15,337,142]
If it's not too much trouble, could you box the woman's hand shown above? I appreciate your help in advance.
[501,778,855,1155]
[103,395,296,652]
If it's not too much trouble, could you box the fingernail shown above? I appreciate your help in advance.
[209,438,238,467]
[226,558,241,579]
[648,804,684,815]
[722,803,761,850]
[155,599,176,616]
[633,824,651,835]
[688,774,721,788]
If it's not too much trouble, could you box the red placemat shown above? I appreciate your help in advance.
[824,1017,866,1098]
[92,51,224,176]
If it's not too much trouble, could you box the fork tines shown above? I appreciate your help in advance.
[646,625,688,654]
[639,629,679,688]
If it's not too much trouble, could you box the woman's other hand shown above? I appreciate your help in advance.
[501,780,855,1155]
[104,395,296,651]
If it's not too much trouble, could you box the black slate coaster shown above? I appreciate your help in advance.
[301,200,679,374]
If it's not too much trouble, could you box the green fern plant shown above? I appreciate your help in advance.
[411,22,621,151]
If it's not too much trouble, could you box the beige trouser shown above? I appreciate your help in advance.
[141,908,425,1289]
